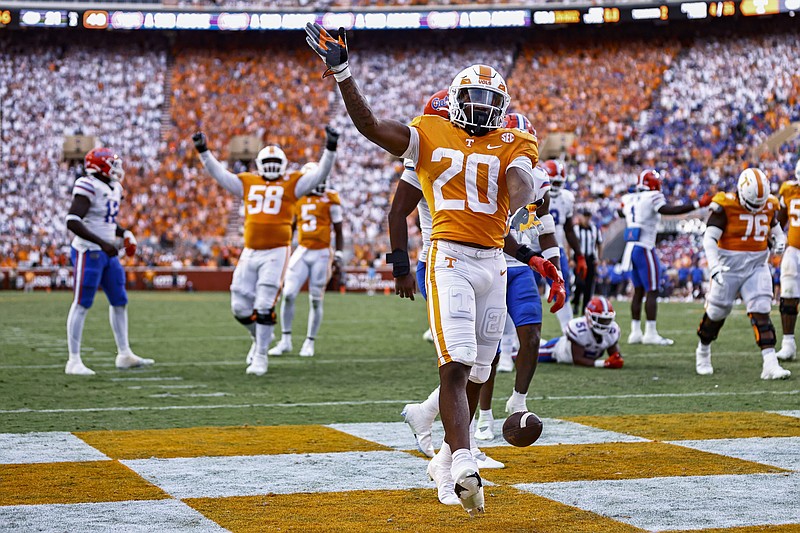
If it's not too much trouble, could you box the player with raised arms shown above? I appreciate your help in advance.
[306,25,564,515]
[775,159,800,361]
[65,148,153,375]
[193,127,339,375]
[621,169,711,345]
[269,163,345,357]
[695,168,790,379]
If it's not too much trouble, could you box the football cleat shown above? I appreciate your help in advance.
[474,417,495,441]
[761,355,791,380]
[426,451,459,506]
[299,339,315,357]
[474,449,504,469]
[505,396,527,415]
[245,341,256,365]
[246,353,268,376]
[642,333,674,346]
[695,344,714,376]
[453,467,485,517]
[776,343,797,362]
[65,360,95,376]
[422,329,434,343]
[115,353,154,370]
[497,352,514,373]
[268,337,292,356]
[627,331,643,344]
[401,403,435,458]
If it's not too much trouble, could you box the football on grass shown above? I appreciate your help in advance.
[503,411,543,447]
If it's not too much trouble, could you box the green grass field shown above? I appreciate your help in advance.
[0,291,796,433]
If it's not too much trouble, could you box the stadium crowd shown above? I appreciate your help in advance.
[2,27,799,291]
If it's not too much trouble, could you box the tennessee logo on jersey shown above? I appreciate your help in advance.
[239,171,303,250]
[779,180,800,249]
[409,114,539,248]
[712,191,779,252]
[296,190,342,250]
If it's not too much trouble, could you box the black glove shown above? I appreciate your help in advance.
[325,126,340,151]
[305,23,349,78]
[192,132,208,153]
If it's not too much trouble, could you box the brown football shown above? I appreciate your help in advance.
[502,411,543,447]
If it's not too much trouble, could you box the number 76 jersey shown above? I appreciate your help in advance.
[406,114,541,248]
[239,171,303,250]
[711,191,778,253]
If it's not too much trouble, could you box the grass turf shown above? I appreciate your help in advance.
[0,291,796,433]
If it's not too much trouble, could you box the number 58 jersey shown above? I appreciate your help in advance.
[404,114,540,248]
[779,180,800,249]
[239,171,303,250]
[70,176,123,252]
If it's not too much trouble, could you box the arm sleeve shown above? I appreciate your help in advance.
[399,126,420,166]
[330,204,344,224]
[400,163,422,191]
[651,192,667,211]
[295,149,336,198]
[199,151,243,196]
[703,225,724,268]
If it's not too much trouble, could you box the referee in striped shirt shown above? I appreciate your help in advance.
[572,209,603,314]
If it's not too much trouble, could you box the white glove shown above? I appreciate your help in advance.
[709,264,729,285]
[769,230,786,255]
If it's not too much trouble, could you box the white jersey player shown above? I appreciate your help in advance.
[538,296,624,368]
[621,169,709,345]
[64,148,154,375]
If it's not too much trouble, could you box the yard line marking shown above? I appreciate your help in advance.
[0,390,797,415]
[110,377,184,382]
[0,358,418,370]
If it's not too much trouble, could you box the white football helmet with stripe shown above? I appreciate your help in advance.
[737,168,770,213]
[448,64,511,137]
[256,145,287,181]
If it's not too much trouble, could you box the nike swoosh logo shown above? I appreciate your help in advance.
[500,269,507,276]
[487,144,502,150]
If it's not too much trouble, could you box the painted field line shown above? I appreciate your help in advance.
[0,358,418,370]
[0,390,798,415]
[110,377,184,382]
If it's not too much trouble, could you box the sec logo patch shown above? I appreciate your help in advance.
[501,132,515,143]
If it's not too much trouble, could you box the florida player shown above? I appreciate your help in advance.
[307,25,564,515]
[775,159,800,361]
[193,128,339,376]
[695,168,790,379]
[65,148,153,375]
[270,164,344,357]
[621,169,710,345]
[538,296,624,369]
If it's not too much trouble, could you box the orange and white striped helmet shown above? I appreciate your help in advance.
[737,168,770,213]
[256,145,287,181]
[448,64,511,136]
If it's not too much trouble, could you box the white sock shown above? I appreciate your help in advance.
[281,332,292,344]
[697,340,710,354]
[307,298,323,339]
[450,448,477,479]
[469,419,477,451]
[255,323,274,356]
[421,386,440,420]
[511,390,527,406]
[67,302,88,362]
[631,319,642,335]
[109,305,131,354]
[762,348,777,360]
[439,440,452,461]
[280,295,296,335]
[555,305,573,332]
[478,409,494,422]
[645,320,658,336]
[782,334,795,347]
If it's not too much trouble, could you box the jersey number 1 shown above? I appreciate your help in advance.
[247,185,283,215]
[431,148,500,214]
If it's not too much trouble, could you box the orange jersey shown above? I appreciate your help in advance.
[239,171,302,250]
[409,114,539,248]
[779,180,800,249]
[712,191,778,252]
[296,190,342,250]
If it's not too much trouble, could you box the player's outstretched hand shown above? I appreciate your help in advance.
[698,191,713,208]
[394,273,416,301]
[604,353,624,369]
[575,255,588,279]
[709,264,729,285]
[192,132,208,153]
[325,126,340,151]
[100,241,118,257]
[123,230,137,258]
[305,23,349,78]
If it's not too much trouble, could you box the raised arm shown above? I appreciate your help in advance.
[192,132,244,196]
[305,24,411,157]
[295,126,340,198]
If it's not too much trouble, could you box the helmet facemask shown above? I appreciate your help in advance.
[107,158,125,182]
[449,87,508,137]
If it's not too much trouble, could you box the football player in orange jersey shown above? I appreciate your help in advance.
[306,24,564,516]
[695,168,790,380]
[270,163,344,358]
[192,127,339,376]
[775,160,800,361]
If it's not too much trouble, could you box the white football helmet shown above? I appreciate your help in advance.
[256,145,287,181]
[448,64,511,136]
[737,168,770,213]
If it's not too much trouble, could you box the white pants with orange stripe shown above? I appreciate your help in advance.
[230,246,290,316]
[283,246,332,301]
[426,240,508,383]
[780,246,800,298]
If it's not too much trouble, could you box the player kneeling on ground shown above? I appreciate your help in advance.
[65,148,154,375]
[538,296,623,368]
[695,168,791,380]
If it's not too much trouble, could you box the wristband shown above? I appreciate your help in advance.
[692,200,700,210]
[542,246,561,260]
[386,249,410,278]
[594,360,605,368]
[334,250,344,261]
[333,64,351,83]
[514,245,537,265]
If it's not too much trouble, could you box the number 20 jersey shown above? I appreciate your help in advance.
[407,114,540,249]
[71,175,123,252]
[239,171,303,250]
